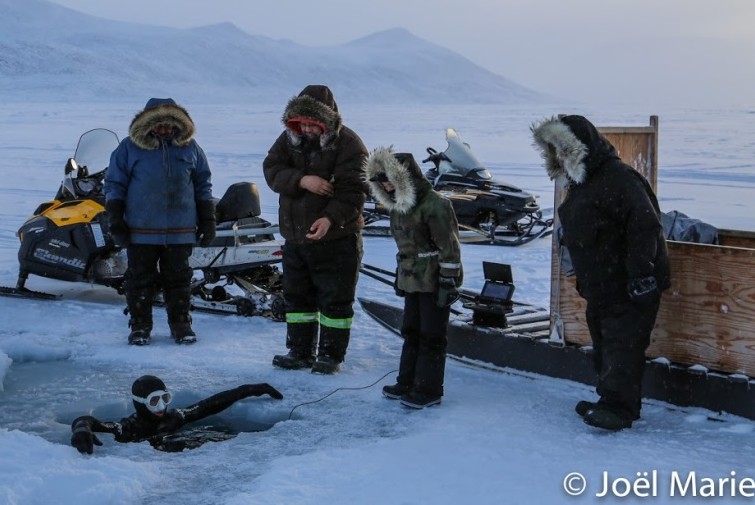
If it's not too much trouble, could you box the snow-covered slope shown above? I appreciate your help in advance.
[0,0,547,104]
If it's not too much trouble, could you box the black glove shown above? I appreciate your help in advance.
[628,276,659,303]
[196,200,216,247]
[71,421,103,455]
[435,276,460,308]
[243,383,283,400]
[105,199,129,248]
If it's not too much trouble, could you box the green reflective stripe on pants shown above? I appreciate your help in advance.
[319,313,353,330]
[286,312,319,324]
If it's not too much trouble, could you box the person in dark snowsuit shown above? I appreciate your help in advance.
[104,98,216,346]
[364,147,463,408]
[70,375,283,454]
[531,115,670,430]
[263,85,368,374]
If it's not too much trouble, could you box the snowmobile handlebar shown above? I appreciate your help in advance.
[421,147,450,167]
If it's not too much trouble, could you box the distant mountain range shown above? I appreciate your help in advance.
[0,0,548,104]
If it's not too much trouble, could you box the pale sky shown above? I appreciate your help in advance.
[46,0,755,106]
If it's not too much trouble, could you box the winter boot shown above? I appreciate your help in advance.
[272,351,315,370]
[169,316,197,344]
[311,355,341,375]
[125,287,153,346]
[128,319,152,346]
[273,322,317,370]
[583,406,634,431]
[402,348,446,408]
[575,400,600,417]
[382,383,411,400]
[400,391,442,409]
[312,327,349,375]
[164,285,196,344]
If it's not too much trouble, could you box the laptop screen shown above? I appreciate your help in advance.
[479,281,513,304]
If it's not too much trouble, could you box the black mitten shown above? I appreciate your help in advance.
[435,276,460,308]
[71,420,103,454]
[628,276,659,303]
[243,383,283,400]
[196,200,216,247]
[105,199,129,248]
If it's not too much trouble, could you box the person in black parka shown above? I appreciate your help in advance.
[263,84,368,375]
[531,115,670,431]
[70,375,283,454]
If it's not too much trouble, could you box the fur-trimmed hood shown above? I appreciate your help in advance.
[364,147,430,214]
[282,85,343,149]
[129,98,195,150]
[530,115,619,186]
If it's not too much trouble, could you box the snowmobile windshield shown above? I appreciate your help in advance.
[59,129,120,200]
[73,129,120,176]
[439,128,486,177]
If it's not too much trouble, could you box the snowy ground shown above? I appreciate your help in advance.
[1,101,755,505]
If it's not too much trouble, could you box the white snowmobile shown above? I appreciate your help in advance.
[0,128,285,320]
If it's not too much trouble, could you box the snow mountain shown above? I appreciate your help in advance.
[0,0,546,104]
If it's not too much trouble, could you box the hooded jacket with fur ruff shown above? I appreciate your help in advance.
[104,98,213,245]
[531,115,670,303]
[263,85,367,243]
[365,147,462,293]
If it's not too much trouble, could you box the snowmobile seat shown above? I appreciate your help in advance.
[215,182,262,223]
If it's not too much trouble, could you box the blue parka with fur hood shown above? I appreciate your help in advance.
[104,98,213,245]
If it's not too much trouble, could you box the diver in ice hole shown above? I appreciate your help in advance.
[70,375,283,453]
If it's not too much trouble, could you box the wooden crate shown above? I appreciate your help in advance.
[548,116,755,377]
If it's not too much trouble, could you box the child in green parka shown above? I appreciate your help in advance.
[364,147,463,408]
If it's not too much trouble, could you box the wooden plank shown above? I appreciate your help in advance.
[719,229,755,249]
[557,242,755,377]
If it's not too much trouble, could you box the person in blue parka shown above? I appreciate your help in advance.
[104,98,216,346]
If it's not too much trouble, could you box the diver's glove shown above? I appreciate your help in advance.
[196,200,216,247]
[628,276,659,303]
[71,419,103,455]
[435,276,460,308]
[242,383,283,400]
[105,199,129,248]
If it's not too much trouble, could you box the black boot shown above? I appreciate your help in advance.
[125,287,153,346]
[128,318,152,346]
[272,351,315,370]
[164,286,196,344]
[391,334,420,395]
[169,314,197,344]
[575,400,600,417]
[400,349,446,409]
[382,383,411,400]
[583,406,634,431]
[273,322,316,370]
[312,327,349,374]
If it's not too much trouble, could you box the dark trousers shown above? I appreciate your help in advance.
[398,292,450,397]
[586,296,661,418]
[282,234,363,360]
[124,244,193,324]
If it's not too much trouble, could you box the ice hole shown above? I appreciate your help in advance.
[0,360,286,452]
